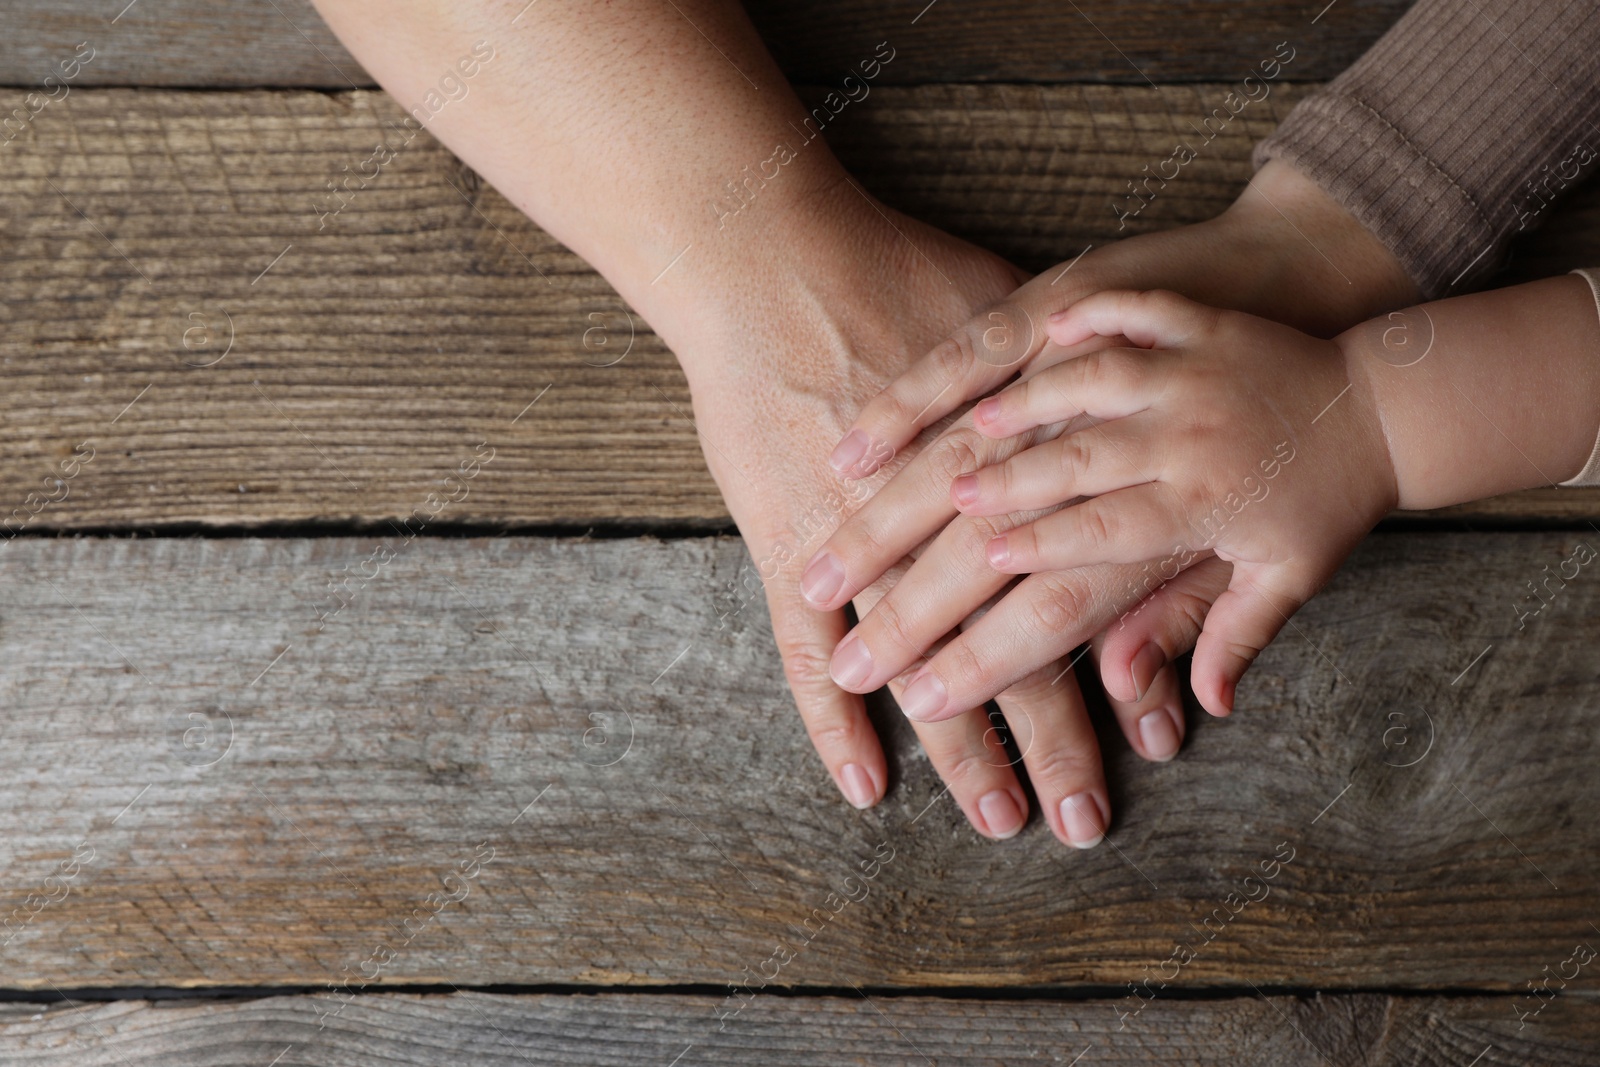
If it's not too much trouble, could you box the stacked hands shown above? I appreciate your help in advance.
[736,158,1428,853]
[311,0,1600,858]
[790,164,1600,850]
[800,285,1396,850]
[808,287,1394,726]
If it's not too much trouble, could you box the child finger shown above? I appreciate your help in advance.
[987,485,1188,572]
[972,347,1167,439]
[1101,656,1186,764]
[954,418,1160,516]
[1097,555,1232,702]
[829,303,1045,479]
[803,424,1030,612]
[1046,289,1219,351]
[1190,563,1319,718]
[1093,557,1233,761]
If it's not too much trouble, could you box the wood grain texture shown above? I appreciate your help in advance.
[3,87,1598,530]
[0,0,1414,88]
[1,532,1598,990]
[0,0,365,89]
[3,990,1595,1065]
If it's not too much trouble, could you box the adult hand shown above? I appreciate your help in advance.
[681,184,1197,846]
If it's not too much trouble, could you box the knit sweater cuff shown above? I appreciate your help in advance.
[1254,0,1600,300]
[1252,92,1492,300]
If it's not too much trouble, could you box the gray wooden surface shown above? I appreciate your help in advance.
[2,87,1596,531]
[1,532,1596,990]
[3,990,1593,1065]
[4,0,1599,1060]
[0,0,1413,87]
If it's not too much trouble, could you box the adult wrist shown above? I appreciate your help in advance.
[669,173,1023,398]
[1218,160,1419,337]
[1046,160,1421,339]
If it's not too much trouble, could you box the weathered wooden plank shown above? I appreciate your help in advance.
[0,532,1597,990]
[2,88,1597,530]
[0,0,361,89]
[0,0,1413,88]
[2,991,1594,1065]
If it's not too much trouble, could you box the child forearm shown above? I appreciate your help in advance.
[1340,274,1600,511]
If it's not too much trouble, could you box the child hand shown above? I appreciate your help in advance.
[960,289,1398,716]
[826,162,1416,486]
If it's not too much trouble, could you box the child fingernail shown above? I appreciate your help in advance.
[829,637,875,689]
[898,670,948,720]
[1129,642,1164,701]
[1048,309,1071,323]
[979,790,1024,839]
[974,397,1002,426]
[801,552,845,606]
[1060,792,1108,849]
[839,763,877,809]
[951,473,980,508]
[1216,676,1237,716]
[986,536,1011,568]
[1138,708,1182,762]
[829,430,869,474]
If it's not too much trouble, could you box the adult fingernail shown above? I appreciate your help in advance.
[952,473,980,508]
[1129,642,1164,701]
[1138,707,1182,762]
[898,670,948,720]
[986,536,1011,569]
[829,429,869,474]
[839,763,876,809]
[829,636,874,690]
[979,790,1024,839]
[1060,792,1107,849]
[973,397,1002,426]
[801,552,845,606]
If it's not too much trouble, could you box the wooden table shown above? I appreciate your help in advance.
[2,1,1598,1062]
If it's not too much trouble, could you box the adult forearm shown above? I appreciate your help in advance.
[309,0,882,375]
[311,0,1070,835]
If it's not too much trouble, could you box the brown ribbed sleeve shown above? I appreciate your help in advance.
[1253,0,1600,299]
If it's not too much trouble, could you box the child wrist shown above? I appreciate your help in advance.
[1331,325,1405,513]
